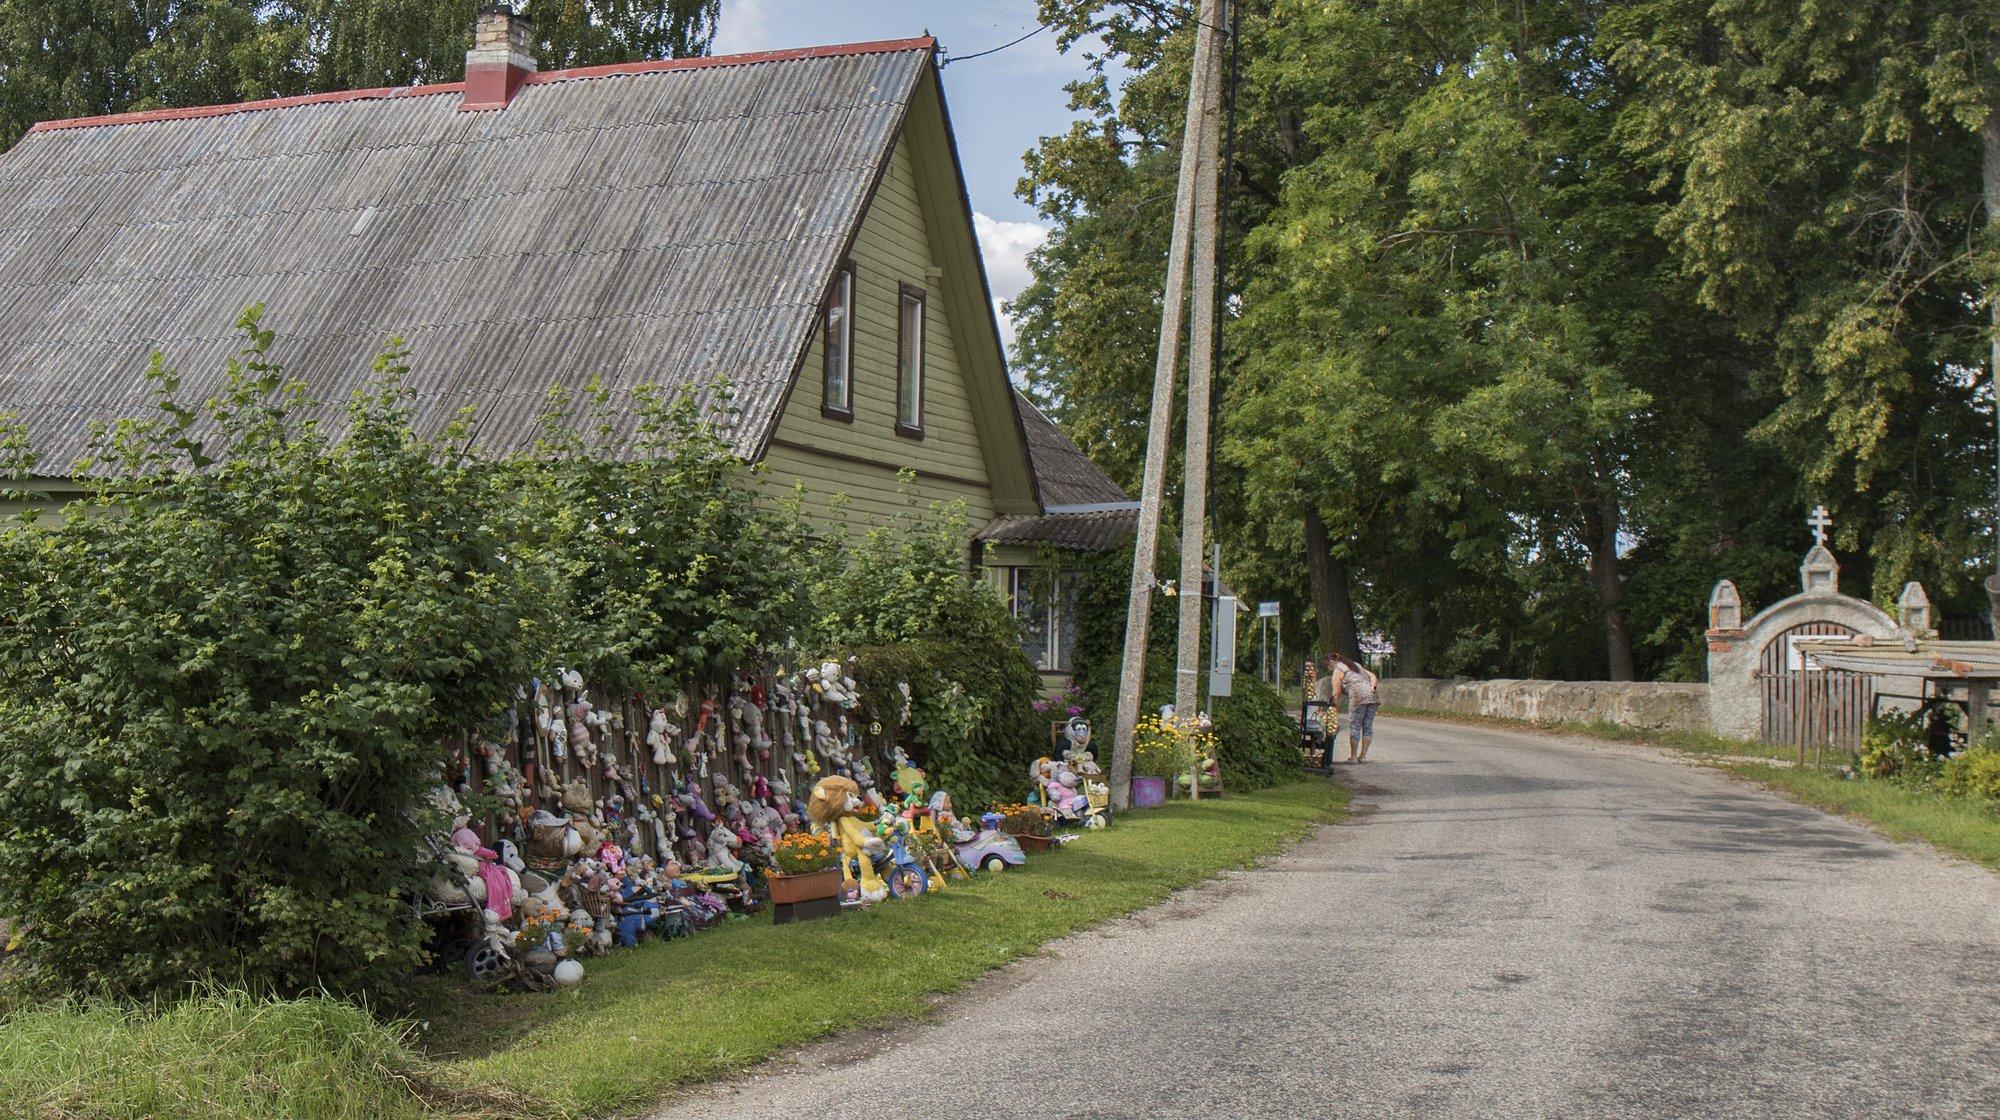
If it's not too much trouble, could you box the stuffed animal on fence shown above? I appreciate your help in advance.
[647,709,679,766]
[807,775,887,902]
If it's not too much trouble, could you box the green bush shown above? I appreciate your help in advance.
[1069,541,1301,792]
[1857,712,1943,784]
[811,492,1046,809]
[1940,745,2000,801]
[0,316,539,998]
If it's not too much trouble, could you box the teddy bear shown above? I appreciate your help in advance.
[647,708,679,766]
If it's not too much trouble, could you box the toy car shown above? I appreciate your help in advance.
[954,816,1026,872]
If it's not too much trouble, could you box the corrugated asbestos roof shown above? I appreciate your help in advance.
[0,40,934,467]
[974,392,1135,552]
[1014,392,1132,508]
[977,508,1136,552]
[1797,639,2000,679]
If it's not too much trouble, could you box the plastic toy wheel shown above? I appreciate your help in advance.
[430,934,473,974]
[465,941,510,984]
[1085,815,1108,830]
[980,855,1007,872]
[888,866,929,897]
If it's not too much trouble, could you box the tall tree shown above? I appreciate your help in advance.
[1608,0,1999,608]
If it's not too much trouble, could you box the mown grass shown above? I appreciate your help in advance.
[1386,706,2000,871]
[0,779,1343,1120]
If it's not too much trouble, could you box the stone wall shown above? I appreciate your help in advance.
[1379,677,1710,734]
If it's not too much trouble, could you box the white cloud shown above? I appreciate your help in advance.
[973,211,1049,357]
[711,0,777,54]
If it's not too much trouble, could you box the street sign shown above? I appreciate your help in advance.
[1257,600,1280,617]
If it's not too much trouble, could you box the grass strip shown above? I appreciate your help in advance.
[408,777,1346,1117]
[1719,762,2000,870]
[1386,706,2000,871]
[0,988,516,1120]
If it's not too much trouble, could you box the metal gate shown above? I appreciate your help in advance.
[1758,621,1873,752]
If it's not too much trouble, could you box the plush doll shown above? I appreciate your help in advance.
[706,822,745,874]
[897,680,913,726]
[558,667,585,693]
[476,741,526,815]
[807,775,887,902]
[450,828,520,921]
[1063,718,1102,777]
[1045,759,1089,817]
[596,838,627,875]
[929,790,969,842]
[647,708,678,766]
[524,809,583,860]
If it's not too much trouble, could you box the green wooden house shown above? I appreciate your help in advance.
[0,11,1133,688]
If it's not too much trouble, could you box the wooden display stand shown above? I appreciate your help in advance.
[771,895,841,924]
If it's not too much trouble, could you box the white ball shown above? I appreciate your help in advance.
[552,959,585,987]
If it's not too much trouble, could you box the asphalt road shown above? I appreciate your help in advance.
[655,715,2000,1119]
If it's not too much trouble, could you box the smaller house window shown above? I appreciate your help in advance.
[1007,567,1079,673]
[822,265,854,418]
[896,284,925,436]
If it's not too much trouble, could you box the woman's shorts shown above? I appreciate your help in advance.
[1348,703,1377,741]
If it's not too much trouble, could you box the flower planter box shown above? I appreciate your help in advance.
[767,866,840,906]
[1131,775,1167,808]
[1007,832,1057,853]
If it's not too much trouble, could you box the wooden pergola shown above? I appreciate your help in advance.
[1794,638,2000,745]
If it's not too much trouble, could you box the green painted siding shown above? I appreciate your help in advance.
[766,131,997,533]
[0,476,84,522]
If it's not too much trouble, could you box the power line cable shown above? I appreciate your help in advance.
[940,22,1050,67]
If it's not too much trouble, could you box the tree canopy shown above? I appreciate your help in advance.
[1014,0,1999,681]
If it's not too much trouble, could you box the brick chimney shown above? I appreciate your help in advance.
[461,3,537,111]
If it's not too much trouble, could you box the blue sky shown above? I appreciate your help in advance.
[711,1,1106,349]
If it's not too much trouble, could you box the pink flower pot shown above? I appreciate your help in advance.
[1132,776,1167,808]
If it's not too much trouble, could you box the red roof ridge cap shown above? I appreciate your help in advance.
[24,35,937,134]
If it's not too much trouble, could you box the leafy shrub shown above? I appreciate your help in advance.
[1069,537,1302,792]
[1857,712,1943,784]
[516,380,815,687]
[815,493,1046,809]
[0,317,538,998]
[1940,745,2000,801]
[1210,671,1305,790]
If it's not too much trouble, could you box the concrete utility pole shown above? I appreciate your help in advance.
[1173,23,1228,721]
[1108,0,1227,811]
[1984,101,2000,634]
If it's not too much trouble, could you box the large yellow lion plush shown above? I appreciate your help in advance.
[808,775,887,902]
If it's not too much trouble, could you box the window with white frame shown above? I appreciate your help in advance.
[1007,567,1079,672]
[896,284,925,434]
[821,264,854,417]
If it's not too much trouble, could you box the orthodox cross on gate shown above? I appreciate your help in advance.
[1807,505,1832,547]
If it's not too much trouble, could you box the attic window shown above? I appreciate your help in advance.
[896,283,925,437]
[822,264,853,420]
